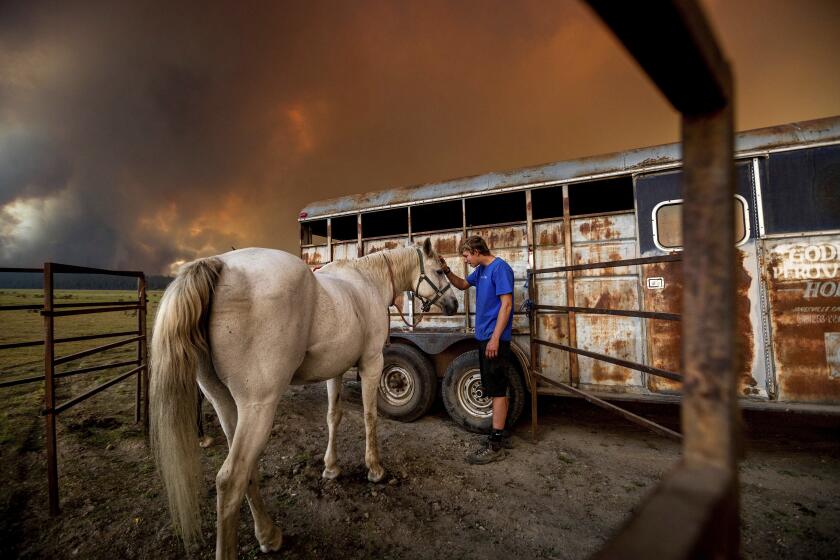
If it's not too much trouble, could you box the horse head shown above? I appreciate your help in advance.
[414,238,459,316]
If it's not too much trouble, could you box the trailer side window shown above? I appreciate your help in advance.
[763,144,840,234]
[362,208,408,238]
[300,219,327,245]
[531,186,564,220]
[653,196,749,250]
[568,176,634,216]
[465,191,526,226]
[331,215,358,241]
[412,200,462,233]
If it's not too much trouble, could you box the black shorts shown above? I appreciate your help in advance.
[477,339,512,398]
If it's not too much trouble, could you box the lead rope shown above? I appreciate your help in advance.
[383,253,426,330]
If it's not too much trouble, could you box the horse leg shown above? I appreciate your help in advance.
[358,353,386,482]
[214,402,278,560]
[322,375,344,480]
[199,371,282,554]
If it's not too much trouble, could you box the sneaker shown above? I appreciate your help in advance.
[466,440,507,465]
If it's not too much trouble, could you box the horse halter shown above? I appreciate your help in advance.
[383,248,452,327]
[411,247,452,312]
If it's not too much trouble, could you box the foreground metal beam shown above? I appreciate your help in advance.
[593,466,737,559]
[586,0,731,114]
[585,0,739,557]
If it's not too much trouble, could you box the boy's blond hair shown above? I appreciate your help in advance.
[459,235,491,256]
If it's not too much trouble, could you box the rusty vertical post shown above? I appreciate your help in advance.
[327,218,333,263]
[357,213,363,258]
[525,190,539,439]
[43,262,60,516]
[681,100,739,555]
[528,269,539,440]
[137,274,148,431]
[561,185,580,386]
[462,198,471,332]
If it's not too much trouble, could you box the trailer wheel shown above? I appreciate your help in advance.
[377,344,437,422]
[442,350,525,433]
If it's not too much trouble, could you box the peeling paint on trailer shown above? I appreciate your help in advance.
[763,235,840,402]
[575,278,645,387]
[331,241,357,261]
[534,221,565,247]
[468,225,528,249]
[536,313,571,384]
[301,245,327,266]
[641,247,759,396]
[572,213,636,243]
[421,231,462,256]
[642,260,682,393]
[364,237,404,254]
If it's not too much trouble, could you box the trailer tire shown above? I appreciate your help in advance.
[442,350,525,433]
[377,344,437,422]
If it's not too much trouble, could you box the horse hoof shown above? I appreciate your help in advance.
[322,466,341,480]
[259,526,283,553]
[367,467,386,483]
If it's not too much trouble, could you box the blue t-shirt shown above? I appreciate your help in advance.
[467,258,514,341]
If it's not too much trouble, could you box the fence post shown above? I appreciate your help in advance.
[138,274,149,433]
[43,262,60,516]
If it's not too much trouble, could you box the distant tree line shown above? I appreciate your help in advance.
[0,272,173,290]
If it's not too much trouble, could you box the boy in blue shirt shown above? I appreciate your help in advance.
[439,235,514,464]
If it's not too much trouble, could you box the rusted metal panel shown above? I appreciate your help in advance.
[534,220,565,247]
[533,243,567,308]
[641,246,761,397]
[569,211,644,389]
[574,278,645,388]
[331,241,357,261]
[737,245,765,397]
[533,277,567,307]
[641,260,683,393]
[301,245,328,267]
[572,241,637,276]
[363,236,406,254]
[467,224,528,248]
[571,212,636,244]
[419,230,462,256]
[763,234,840,402]
[535,313,571,384]
[300,117,840,221]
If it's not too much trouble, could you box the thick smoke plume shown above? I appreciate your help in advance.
[1,0,838,274]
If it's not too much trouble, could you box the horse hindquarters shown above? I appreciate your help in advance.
[149,257,222,547]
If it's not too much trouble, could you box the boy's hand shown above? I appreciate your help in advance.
[438,256,451,274]
[485,337,499,359]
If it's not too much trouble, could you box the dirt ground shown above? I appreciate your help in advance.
[1,378,838,560]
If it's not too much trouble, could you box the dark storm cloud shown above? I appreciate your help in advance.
[1,0,838,273]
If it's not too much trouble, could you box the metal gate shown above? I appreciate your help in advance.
[0,263,149,515]
[527,253,684,440]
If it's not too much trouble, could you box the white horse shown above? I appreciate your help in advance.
[149,240,457,559]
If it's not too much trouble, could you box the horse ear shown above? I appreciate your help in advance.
[423,237,432,257]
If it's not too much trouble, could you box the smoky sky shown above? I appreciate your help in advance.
[1,0,838,274]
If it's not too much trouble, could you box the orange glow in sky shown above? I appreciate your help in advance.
[0,0,838,274]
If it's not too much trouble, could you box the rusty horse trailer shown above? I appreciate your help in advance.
[299,116,840,432]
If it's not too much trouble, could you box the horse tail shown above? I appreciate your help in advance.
[150,256,222,546]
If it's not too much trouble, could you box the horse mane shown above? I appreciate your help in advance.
[351,246,419,293]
